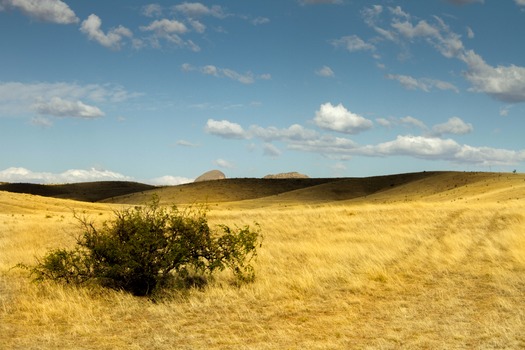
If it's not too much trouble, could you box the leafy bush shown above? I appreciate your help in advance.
[27,197,261,296]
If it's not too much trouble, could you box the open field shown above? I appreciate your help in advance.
[2,172,525,349]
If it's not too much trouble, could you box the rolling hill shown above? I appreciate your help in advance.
[2,170,525,349]
[1,171,523,205]
[0,181,156,202]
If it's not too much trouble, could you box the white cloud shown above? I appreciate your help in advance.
[400,116,427,130]
[314,102,373,134]
[460,50,525,103]
[371,135,462,158]
[0,167,131,184]
[0,0,78,24]
[252,17,270,26]
[287,135,358,154]
[386,74,427,91]
[188,18,206,33]
[391,19,440,39]
[386,74,459,93]
[432,117,473,136]
[221,68,256,84]
[29,116,53,128]
[139,18,191,48]
[181,63,270,84]
[80,14,133,50]
[389,6,409,19]
[331,162,347,175]
[172,3,226,18]
[0,167,196,186]
[500,105,512,117]
[32,97,104,119]
[316,66,335,77]
[516,0,525,6]
[204,117,525,167]
[140,18,187,34]
[466,26,475,39]
[205,119,247,139]
[214,158,234,169]
[455,146,525,166]
[0,81,138,119]
[148,175,193,186]
[250,124,318,142]
[331,35,375,52]
[362,5,399,42]
[142,4,162,17]
[376,117,392,128]
[176,140,200,147]
[378,10,525,103]
[263,143,282,157]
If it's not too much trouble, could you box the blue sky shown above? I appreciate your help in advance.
[1,0,525,184]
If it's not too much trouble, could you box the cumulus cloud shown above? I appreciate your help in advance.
[0,81,138,119]
[181,63,270,84]
[148,175,193,186]
[460,50,525,103]
[203,106,525,167]
[250,124,318,142]
[431,117,473,136]
[141,18,187,34]
[455,146,525,166]
[331,35,375,52]
[205,119,247,139]
[371,135,462,158]
[0,0,78,24]
[314,102,373,134]
[32,97,104,118]
[0,167,131,184]
[80,14,133,50]
[316,66,335,77]
[0,167,196,185]
[139,18,192,48]
[516,0,525,5]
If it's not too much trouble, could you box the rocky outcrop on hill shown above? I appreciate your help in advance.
[194,170,226,182]
[263,172,309,179]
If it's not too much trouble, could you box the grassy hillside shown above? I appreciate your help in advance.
[2,171,525,348]
[3,171,523,205]
[101,177,337,205]
[0,181,155,202]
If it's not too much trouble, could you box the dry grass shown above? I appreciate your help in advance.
[2,173,525,349]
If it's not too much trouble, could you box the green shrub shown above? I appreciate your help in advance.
[27,197,261,296]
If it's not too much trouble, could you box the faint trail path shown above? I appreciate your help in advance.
[349,206,525,349]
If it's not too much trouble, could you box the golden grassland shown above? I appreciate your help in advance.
[2,172,525,349]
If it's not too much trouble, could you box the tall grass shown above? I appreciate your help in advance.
[2,191,525,349]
